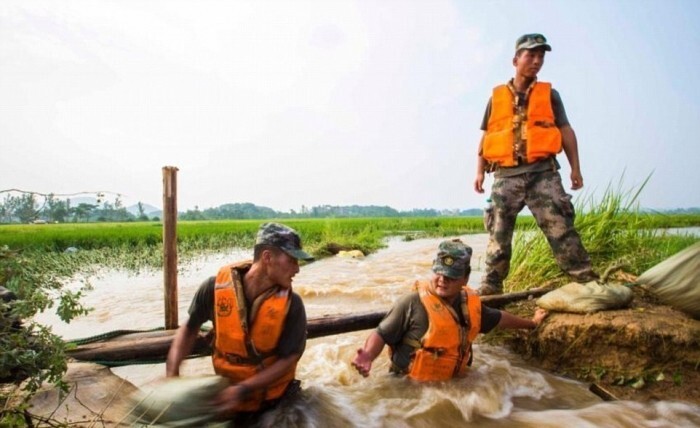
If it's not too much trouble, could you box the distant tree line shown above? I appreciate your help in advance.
[3,191,699,224]
[0,193,482,224]
[0,193,157,224]
[650,207,700,214]
[179,203,484,220]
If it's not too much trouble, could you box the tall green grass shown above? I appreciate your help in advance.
[0,218,490,254]
[506,179,699,292]
[1,206,698,277]
[0,218,490,273]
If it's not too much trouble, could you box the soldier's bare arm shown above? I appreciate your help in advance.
[560,125,583,190]
[474,134,487,193]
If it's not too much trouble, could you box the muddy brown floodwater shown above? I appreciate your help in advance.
[33,235,700,427]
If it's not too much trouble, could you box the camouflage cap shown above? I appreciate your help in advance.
[515,33,552,52]
[432,239,472,279]
[255,222,314,261]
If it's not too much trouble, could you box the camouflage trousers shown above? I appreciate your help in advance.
[481,170,597,292]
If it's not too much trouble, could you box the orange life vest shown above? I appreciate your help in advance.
[406,281,482,382]
[212,261,295,412]
[482,81,562,167]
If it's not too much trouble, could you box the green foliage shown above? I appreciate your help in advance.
[0,217,490,258]
[0,320,68,392]
[0,191,144,225]
[673,372,683,386]
[1,247,92,425]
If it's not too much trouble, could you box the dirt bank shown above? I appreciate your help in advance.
[499,285,700,405]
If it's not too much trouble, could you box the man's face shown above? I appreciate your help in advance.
[433,274,467,302]
[267,250,300,289]
[513,48,546,79]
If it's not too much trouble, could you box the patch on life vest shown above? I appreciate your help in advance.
[265,306,279,320]
[217,297,233,317]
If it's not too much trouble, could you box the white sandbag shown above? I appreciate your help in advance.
[537,281,633,314]
[337,250,365,259]
[637,242,700,319]
[127,375,230,427]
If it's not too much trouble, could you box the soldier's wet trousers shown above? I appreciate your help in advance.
[481,170,597,291]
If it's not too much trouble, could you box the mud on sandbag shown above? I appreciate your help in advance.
[637,242,700,319]
[536,281,633,314]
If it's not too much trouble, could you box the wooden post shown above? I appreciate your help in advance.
[162,166,179,329]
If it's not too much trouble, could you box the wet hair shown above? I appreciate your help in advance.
[253,244,283,261]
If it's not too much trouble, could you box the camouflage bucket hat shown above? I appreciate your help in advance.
[256,222,314,261]
[432,239,472,279]
[515,33,552,52]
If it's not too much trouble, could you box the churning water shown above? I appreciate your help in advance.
[35,235,700,427]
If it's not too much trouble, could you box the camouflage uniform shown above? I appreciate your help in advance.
[480,67,597,294]
[482,169,596,294]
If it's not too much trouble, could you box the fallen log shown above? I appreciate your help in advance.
[66,312,388,363]
[479,286,550,308]
[66,287,549,363]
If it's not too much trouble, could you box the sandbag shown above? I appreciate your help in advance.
[637,242,700,319]
[127,375,230,427]
[537,281,633,314]
[337,250,365,259]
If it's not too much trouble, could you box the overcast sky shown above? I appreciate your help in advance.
[2,0,699,212]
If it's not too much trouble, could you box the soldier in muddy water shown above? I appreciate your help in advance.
[165,222,313,425]
[473,33,599,295]
[351,239,548,381]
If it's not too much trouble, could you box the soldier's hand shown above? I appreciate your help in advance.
[474,173,485,193]
[213,384,249,415]
[533,308,548,327]
[351,348,373,377]
[570,171,584,190]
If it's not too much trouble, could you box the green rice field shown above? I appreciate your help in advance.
[1,214,697,253]
[0,217,490,253]
[0,210,698,288]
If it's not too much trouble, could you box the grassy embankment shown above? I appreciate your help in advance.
[507,185,700,291]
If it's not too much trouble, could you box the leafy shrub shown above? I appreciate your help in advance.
[0,247,91,425]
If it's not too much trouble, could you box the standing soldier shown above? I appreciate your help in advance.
[473,33,598,295]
